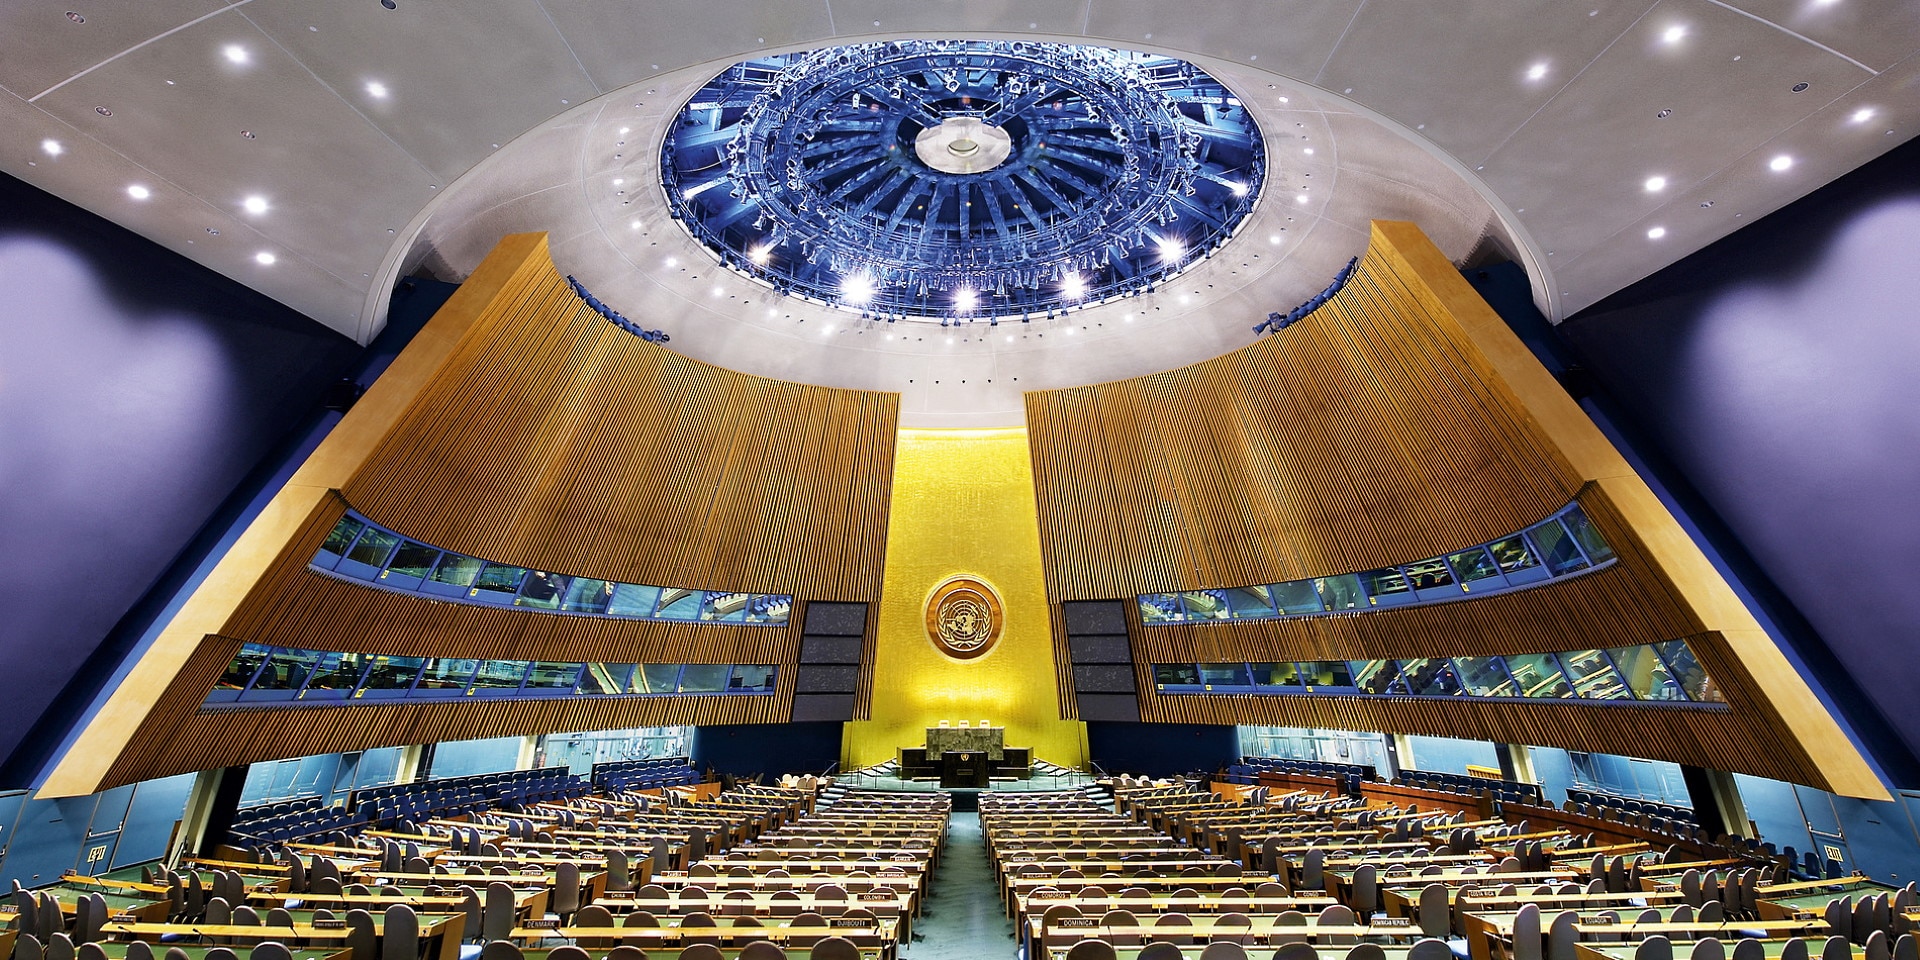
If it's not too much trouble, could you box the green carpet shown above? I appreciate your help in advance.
[903,811,1020,959]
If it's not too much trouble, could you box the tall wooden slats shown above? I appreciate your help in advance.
[1025,220,1862,793]
[86,235,898,789]
[1026,243,1577,602]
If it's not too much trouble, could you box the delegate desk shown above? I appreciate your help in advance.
[102,913,464,960]
[510,920,896,958]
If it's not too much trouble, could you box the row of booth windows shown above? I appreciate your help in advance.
[206,645,777,705]
[1140,501,1613,623]
[1151,639,1721,703]
[314,513,792,625]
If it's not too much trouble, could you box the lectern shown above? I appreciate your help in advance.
[940,751,990,788]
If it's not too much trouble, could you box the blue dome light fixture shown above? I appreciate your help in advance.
[661,40,1265,322]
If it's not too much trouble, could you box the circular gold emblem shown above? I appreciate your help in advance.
[925,576,1003,661]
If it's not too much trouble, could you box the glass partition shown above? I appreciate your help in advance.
[1138,500,1616,626]
[204,646,777,708]
[311,510,793,627]
[1148,640,1722,707]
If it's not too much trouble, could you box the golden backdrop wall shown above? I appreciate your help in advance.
[843,427,1087,770]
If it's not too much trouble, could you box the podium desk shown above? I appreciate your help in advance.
[927,725,1005,758]
[940,751,991,788]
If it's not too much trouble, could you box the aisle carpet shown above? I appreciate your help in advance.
[901,811,1020,959]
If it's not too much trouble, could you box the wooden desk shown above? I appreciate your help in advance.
[102,913,463,960]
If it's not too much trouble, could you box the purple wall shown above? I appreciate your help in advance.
[1560,135,1920,781]
[0,173,360,787]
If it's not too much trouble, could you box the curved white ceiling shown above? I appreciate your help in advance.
[4,1,1913,421]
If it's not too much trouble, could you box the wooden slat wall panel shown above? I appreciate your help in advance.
[341,266,896,600]
[1026,244,1580,603]
[1028,226,1842,790]
[93,240,897,789]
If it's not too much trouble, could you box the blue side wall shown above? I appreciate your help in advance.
[1089,723,1237,778]
[690,723,843,778]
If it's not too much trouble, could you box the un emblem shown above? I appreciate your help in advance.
[925,576,1003,661]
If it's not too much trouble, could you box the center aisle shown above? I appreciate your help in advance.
[903,811,1019,958]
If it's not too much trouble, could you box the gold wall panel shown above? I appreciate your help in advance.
[844,428,1086,770]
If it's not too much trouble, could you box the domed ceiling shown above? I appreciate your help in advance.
[2,1,1911,426]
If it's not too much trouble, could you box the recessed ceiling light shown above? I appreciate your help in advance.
[1851,107,1876,124]
[223,44,248,64]
[1296,193,1310,204]
[612,178,624,185]
[41,139,62,156]
[243,195,269,214]
[1268,234,1282,245]
[711,286,724,297]
[1661,25,1687,44]
[1526,62,1548,80]
[127,185,150,200]
[664,257,678,267]
[255,251,277,265]
[1769,154,1794,172]
[1647,226,1667,239]
[366,81,388,98]
[1303,147,1314,155]
[1644,176,1667,192]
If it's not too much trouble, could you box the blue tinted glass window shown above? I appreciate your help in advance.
[632,664,682,694]
[1249,663,1303,689]
[241,649,325,700]
[562,578,614,614]
[1299,661,1355,690]
[1139,594,1183,623]
[1607,645,1679,701]
[1180,590,1232,621]
[1314,574,1365,611]
[344,528,401,569]
[578,663,632,695]
[301,652,370,700]
[1488,535,1541,576]
[1446,547,1503,586]
[358,655,426,698]
[731,664,777,692]
[523,661,584,691]
[468,660,529,694]
[1225,587,1277,619]
[1154,664,1202,688]
[1351,659,1403,695]
[316,517,365,569]
[1272,581,1322,614]
[745,595,792,625]
[1403,557,1455,592]
[516,572,569,610]
[210,644,275,702]
[699,592,751,623]
[653,588,704,620]
[382,542,440,587]
[1527,518,1589,575]
[1561,648,1631,700]
[1454,656,1516,697]
[1198,663,1251,690]
[678,664,732,692]
[1656,640,1721,702]
[415,658,480,693]
[471,564,529,602]
[429,554,483,588]
[1400,658,1464,696]
[607,583,662,617]
[1561,504,1615,564]
[1358,568,1414,606]
[1502,653,1573,699]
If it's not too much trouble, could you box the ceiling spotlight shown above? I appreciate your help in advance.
[1661,25,1687,44]
[365,81,388,98]
[41,139,62,156]
[242,195,269,214]
[1644,176,1667,192]
[255,251,277,265]
[380,0,397,9]
[1268,234,1282,245]
[1062,274,1086,298]
[1769,154,1794,172]
[223,44,249,64]
[954,289,977,311]
[127,185,151,200]
[1296,193,1310,204]
[664,256,678,267]
[1156,237,1185,260]
[1526,62,1548,81]
[841,275,875,305]
[1647,226,1667,239]
[748,245,772,265]
[1227,181,1248,197]
[1851,107,1876,124]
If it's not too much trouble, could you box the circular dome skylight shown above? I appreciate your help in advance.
[661,40,1265,323]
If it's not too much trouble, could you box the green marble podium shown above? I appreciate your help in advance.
[925,725,1004,760]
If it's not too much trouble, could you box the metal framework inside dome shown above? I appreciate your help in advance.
[660,40,1265,323]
